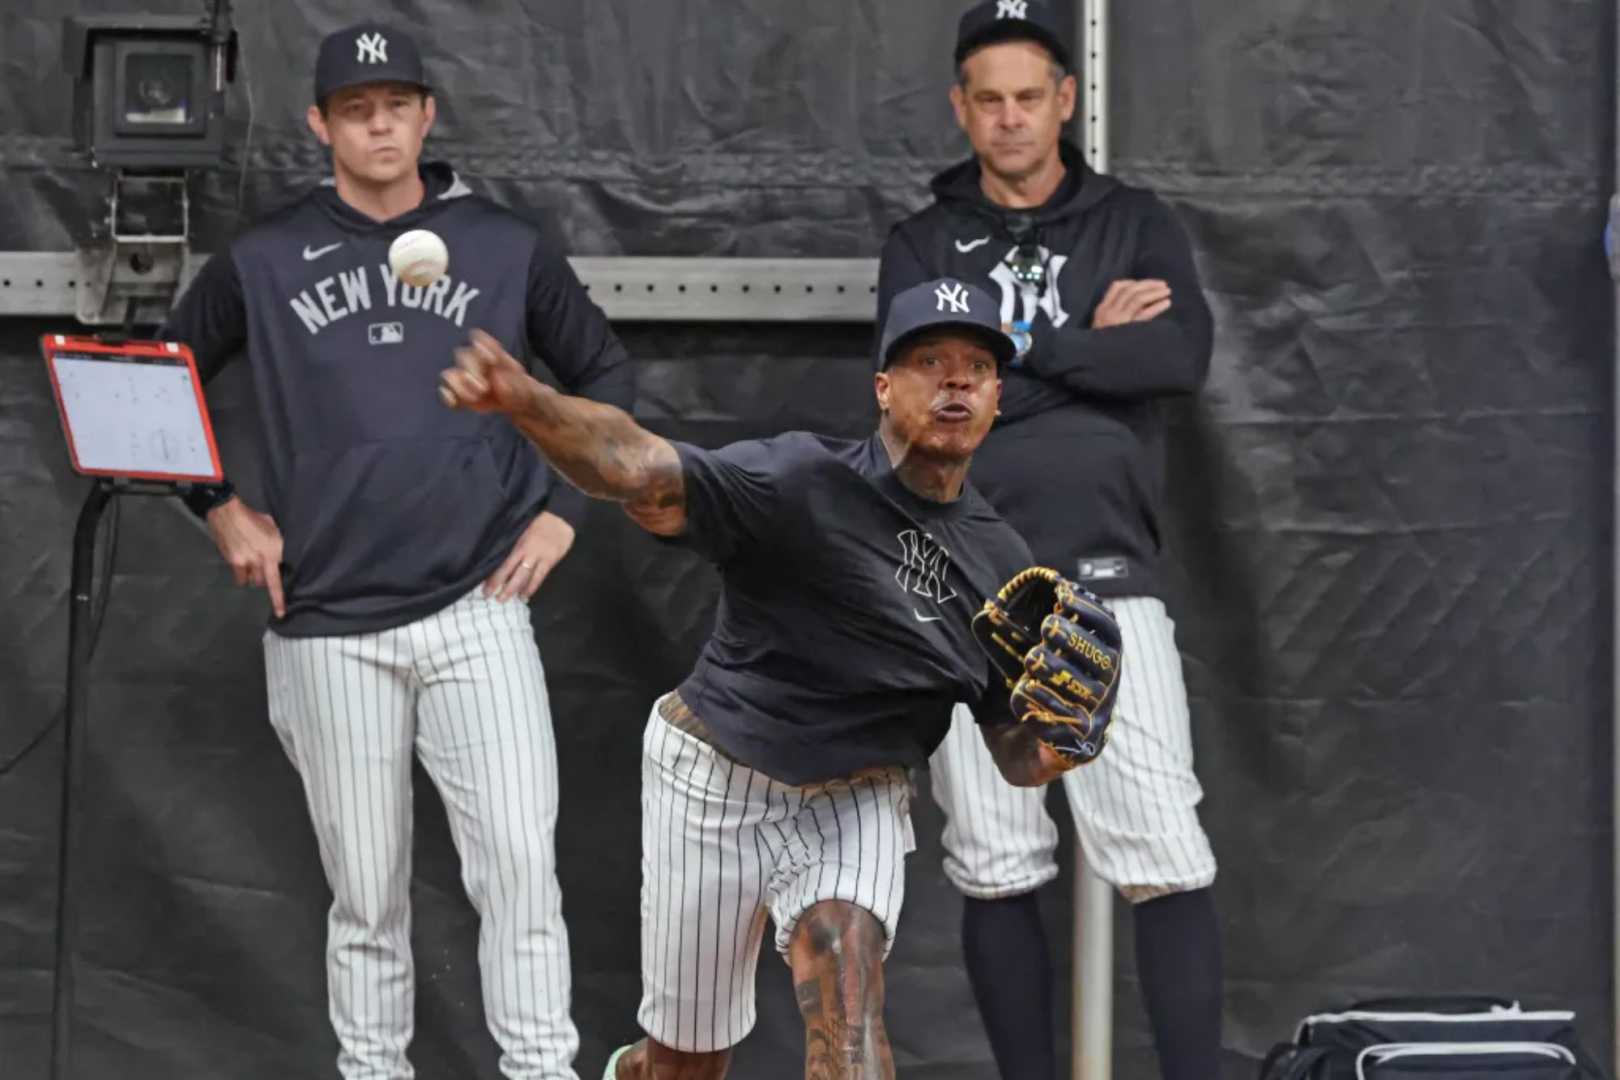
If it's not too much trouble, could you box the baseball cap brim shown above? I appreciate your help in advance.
[883,320,1018,370]
[318,76,432,105]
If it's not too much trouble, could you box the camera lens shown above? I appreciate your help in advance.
[137,77,177,110]
[122,53,193,125]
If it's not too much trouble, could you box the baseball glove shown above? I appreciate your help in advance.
[972,567,1122,765]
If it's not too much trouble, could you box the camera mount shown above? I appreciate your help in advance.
[59,8,234,325]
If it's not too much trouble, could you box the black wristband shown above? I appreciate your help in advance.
[182,479,236,520]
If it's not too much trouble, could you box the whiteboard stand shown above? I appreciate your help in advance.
[38,333,224,1080]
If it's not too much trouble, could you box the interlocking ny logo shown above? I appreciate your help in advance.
[896,529,959,605]
[997,0,1030,19]
[934,281,970,314]
[356,32,388,64]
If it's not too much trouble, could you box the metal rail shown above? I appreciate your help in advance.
[1075,1,1115,1078]
[0,253,881,323]
[1610,0,1620,1063]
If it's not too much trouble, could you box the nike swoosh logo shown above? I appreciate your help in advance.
[303,242,342,261]
[955,237,991,253]
[913,610,944,623]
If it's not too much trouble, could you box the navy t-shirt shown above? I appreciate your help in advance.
[670,432,1033,785]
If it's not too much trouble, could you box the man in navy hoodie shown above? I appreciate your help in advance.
[162,23,631,1080]
[876,3,1222,1078]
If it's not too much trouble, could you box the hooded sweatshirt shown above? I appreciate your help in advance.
[163,163,634,636]
[877,142,1213,600]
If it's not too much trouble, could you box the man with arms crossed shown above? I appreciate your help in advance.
[163,23,632,1079]
[877,4,1221,1078]
[437,279,1122,1080]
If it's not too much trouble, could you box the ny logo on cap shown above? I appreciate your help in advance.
[356,31,388,64]
[996,0,1030,19]
[935,281,971,314]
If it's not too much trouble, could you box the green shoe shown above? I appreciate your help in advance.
[602,1044,634,1080]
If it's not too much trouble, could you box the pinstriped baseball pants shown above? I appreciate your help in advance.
[263,589,579,1079]
[636,701,916,1054]
[932,596,1217,904]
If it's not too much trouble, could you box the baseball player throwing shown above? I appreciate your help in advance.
[162,22,632,1079]
[438,278,1122,1080]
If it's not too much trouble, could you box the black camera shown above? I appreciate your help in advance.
[63,15,236,170]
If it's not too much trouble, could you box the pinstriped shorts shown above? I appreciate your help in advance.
[636,697,916,1054]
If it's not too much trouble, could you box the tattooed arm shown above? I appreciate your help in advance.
[978,723,1077,788]
[440,329,687,536]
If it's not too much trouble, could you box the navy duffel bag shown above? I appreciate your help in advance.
[1259,996,1610,1080]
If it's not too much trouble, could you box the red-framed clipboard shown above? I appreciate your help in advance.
[39,333,224,484]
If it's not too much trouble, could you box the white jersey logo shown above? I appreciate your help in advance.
[935,281,971,314]
[287,262,482,336]
[989,244,1070,329]
[955,236,991,253]
[896,529,958,606]
[356,32,388,64]
[997,0,1030,19]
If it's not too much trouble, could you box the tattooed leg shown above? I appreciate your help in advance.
[788,900,895,1080]
[612,1037,731,1080]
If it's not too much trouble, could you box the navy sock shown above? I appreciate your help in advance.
[1133,887,1223,1080]
[962,892,1058,1080]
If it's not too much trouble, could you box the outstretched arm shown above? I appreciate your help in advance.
[978,723,1076,787]
[440,330,687,536]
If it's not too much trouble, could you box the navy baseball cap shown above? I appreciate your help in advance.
[879,279,1017,370]
[955,0,1071,70]
[314,22,430,104]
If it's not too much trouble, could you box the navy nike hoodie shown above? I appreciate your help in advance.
[877,142,1213,600]
[163,163,634,636]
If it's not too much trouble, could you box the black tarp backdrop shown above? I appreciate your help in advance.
[0,1,1613,1077]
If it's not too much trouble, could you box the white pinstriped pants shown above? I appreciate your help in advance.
[636,701,916,1054]
[932,596,1217,904]
[263,589,579,1079]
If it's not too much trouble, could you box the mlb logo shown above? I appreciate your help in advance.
[1078,557,1128,582]
[368,322,404,346]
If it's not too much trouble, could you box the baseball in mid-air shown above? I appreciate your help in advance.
[389,229,449,287]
